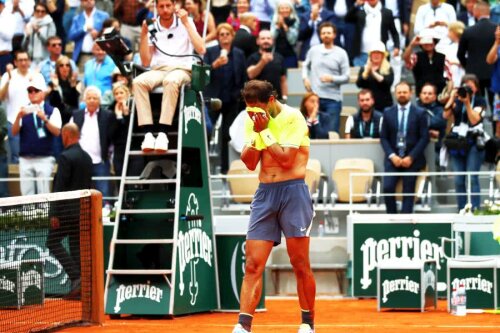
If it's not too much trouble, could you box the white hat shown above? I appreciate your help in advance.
[27,74,47,92]
[369,41,388,55]
[419,29,438,45]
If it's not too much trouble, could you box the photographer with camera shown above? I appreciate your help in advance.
[443,73,487,211]
[11,75,62,196]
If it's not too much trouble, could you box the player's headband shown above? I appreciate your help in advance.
[246,106,266,114]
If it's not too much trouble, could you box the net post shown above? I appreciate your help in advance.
[89,190,104,324]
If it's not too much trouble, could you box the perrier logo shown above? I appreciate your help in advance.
[114,282,163,313]
[178,193,213,306]
[382,276,420,303]
[0,276,16,293]
[183,105,202,134]
[360,230,442,289]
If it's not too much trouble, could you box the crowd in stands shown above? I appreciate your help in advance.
[0,0,499,213]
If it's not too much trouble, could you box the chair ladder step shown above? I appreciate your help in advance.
[119,208,175,214]
[128,150,178,156]
[107,269,172,275]
[114,239,174,245]
[123,179,177,185]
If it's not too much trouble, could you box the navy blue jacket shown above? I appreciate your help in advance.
[380,104,429,171]
[203,45,247,103]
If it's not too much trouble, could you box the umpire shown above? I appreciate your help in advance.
[47,123,92,296]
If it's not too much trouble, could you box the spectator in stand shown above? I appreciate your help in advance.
[109,83,131,177]
[380,81,429,214]
[0,0,15,75]
[38,36,78,84]
[298,0,336,61]
[0,105,8,197]
[211,0,231,25]
[293,0,310,16]
[344,89,383,139]
[485,26,500,153]
[443,74,487,210]
[403,29,447,95]
[416,83,447,168]
[83,42,117,102]
[414,0,457,51]
[113,0,144,52]
[63,0,81,45]
[68,0,110,71]
[0,50,44,164]
[491,2,500,24]
[204,23,246,174]
[247,30,288,101]
[233,12,259,59]
[441,21,466,89]
[71,86,116,201]
[45,0,66,47]
[23,2,56,66]
[250,0,275,30]
[6,0,34,53]
[184,0,217,44]
[345,0,400,67]
[227,0,260,37]
[356,41,394,111]
[271,0,300,69]
[324,0,356,62]
[458,0,478,27]
[300,92,331,139]
[132,0,205,153]
[302,22,350,133]
[457,1,496,106]
[12,75,62,195]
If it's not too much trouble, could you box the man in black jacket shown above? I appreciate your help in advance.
[47,123,92,297]
[458,1,496,105]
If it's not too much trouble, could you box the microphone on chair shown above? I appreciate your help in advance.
[146,19,158,42]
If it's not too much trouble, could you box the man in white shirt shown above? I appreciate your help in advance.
[414,0,457,48]
[0,50,44,164]
[0,0,15,75]
[11,75,62,195]
[132,0,205,153]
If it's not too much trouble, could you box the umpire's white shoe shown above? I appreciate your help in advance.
[232,324,251,333]
[141,132,155,152]
[298,323,314,333]
[154,132,169,153]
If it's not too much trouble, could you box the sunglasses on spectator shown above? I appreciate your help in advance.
[58,63,70,67]
[219,32,231,36]
[27,88,41,94]
[50,43,62,47]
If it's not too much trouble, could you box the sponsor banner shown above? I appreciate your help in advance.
[352,221,452,297]
[216,235,265,311]
[449,268,496,309]
[106,275,170,315]
[0,231,70,295]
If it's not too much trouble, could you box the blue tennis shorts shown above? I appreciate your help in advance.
[247,179,314,246]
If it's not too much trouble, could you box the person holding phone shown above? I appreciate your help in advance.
[11,75,62,195]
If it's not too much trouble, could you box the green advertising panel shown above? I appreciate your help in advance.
[352,221,452,297]
[379,268,422,309]
[172,89,218,315]
[106,275,172,315]
[216,235,265,311]
[0,231,71,295]
[20,260,44,306]
[449,267,496,310]
[0,268,20,308]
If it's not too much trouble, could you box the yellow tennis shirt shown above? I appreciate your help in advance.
[244,104,310,150]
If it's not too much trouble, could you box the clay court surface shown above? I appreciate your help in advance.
[56,298,500,333]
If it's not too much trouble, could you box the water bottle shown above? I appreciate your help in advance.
[450,287,457,315]
[318,221,325,237]
[455,283,467,316]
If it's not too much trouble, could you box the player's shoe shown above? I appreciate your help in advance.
[298,323,314,333]
[232,323,251,333]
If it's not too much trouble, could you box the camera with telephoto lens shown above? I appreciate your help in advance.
[457,84,473,99]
